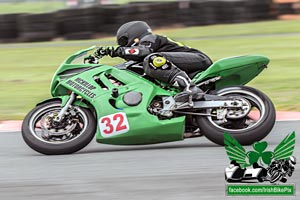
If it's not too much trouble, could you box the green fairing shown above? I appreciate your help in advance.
[61,66,184,145]
[192,55,269,89]
[48,47,184,145]
[46,47,269,145]
[36,96,90,108]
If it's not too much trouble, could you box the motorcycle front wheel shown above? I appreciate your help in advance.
[22,100,96,155]
[197,86,276,145]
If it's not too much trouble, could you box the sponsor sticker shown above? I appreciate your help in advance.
[125,48,139,55]
[99,112,130,138]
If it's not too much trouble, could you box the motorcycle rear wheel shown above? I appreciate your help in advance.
[22,100,96,155]
[197,86,276,145]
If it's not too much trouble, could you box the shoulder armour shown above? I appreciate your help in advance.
[140,34,157,44]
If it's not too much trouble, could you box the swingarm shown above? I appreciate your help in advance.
[158,95,251,118]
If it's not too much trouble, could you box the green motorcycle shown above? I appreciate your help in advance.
[22,46,276,155]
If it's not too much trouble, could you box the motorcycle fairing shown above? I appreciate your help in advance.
[193,55,269,89]
[56,65,185,145]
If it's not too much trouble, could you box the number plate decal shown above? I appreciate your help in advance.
[99,112,130,138]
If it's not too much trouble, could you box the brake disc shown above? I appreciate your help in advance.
[40,111,77,140]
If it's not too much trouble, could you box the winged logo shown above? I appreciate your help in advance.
[224,132,295,168]
[224,133,250,168]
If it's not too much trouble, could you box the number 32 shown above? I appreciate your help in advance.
[99,112,130,137]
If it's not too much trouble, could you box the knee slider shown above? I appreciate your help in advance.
[145,53,170,70]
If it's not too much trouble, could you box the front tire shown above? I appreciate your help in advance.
[197,86,276,145]
[22,100,96,155]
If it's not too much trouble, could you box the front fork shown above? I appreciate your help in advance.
[54,92,76,122]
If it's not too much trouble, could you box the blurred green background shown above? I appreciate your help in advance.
[0,0,179,14]
[0,1,299,120]
[1,20,299,120]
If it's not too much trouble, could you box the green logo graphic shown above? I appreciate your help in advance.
[224,132,296,184]
[224,132,295,168]
[226,185,295,196]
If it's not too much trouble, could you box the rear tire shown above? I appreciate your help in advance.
[197,86,276,145]
[22,100,96,155]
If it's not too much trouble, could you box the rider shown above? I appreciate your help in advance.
[96,21,213,102]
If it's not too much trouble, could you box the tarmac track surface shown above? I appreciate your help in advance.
[0,121,299,200]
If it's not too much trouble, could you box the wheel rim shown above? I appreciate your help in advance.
[207,90,266,133]
[29,103,88,144]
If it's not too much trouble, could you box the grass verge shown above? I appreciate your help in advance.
[0,20,299,120]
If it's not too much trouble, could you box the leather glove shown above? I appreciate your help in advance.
[94,47,108,58]
[84,55,98,64]
[106,46,121,58]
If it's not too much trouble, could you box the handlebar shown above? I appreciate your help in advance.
[83,47,109,64]
[84,55,100,64]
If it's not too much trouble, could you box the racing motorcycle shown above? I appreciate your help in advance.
[266,157,296,183]
[22,46,276,155]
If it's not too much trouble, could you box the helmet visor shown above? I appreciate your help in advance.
[118,36,128,46]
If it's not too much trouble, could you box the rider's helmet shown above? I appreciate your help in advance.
[116,21,152,47]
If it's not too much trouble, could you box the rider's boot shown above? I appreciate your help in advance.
[170,72,204,102]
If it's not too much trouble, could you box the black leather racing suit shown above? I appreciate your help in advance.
[115,34,213,84]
